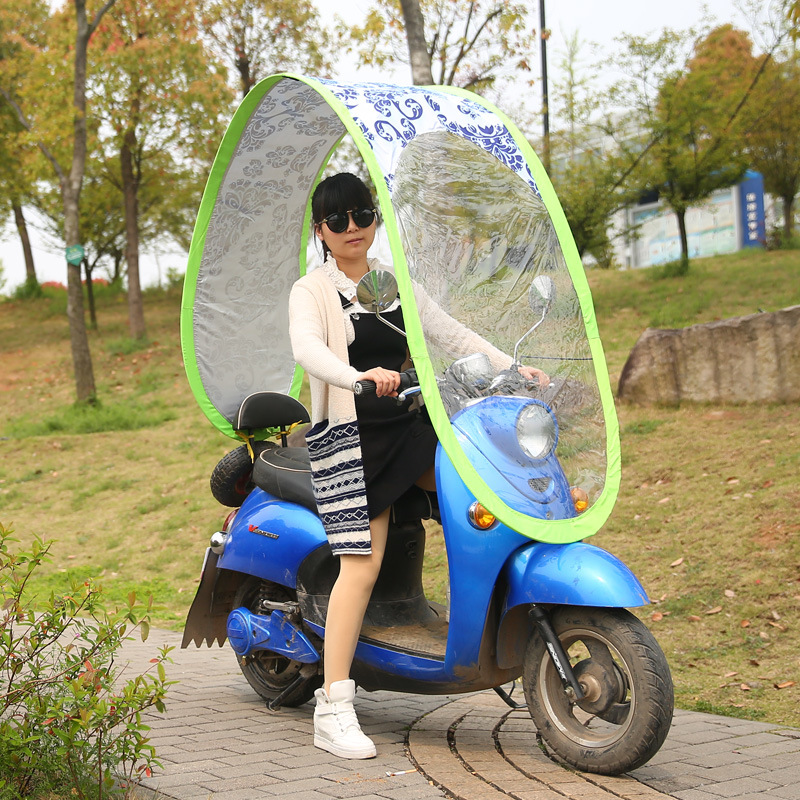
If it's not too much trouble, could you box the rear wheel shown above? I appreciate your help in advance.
[523,606,673,775]
[233,578,321,707]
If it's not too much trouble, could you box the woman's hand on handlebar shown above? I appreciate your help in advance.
[518,365,550,387]
[357,367,401,397]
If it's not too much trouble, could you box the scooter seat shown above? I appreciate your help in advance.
[252,446,317,513]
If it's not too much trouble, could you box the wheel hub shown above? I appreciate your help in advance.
[572,659,626,716]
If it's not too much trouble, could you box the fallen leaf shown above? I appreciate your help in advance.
[658,496,671,504]
[771,610,781,621]
[750,659,761,667]
[724,671,738,678]
[688,615,702,622]
[652,612,663,622]
[706,606,723,615]
[741,620,751,628]
[740,683,752,691]
[670,557,684,567]
[775,681,796,690]
[759,631,770,640]
[768,621,786,631]
[726,477,740,484]
[762,480,773,489]
[724,589,736,598]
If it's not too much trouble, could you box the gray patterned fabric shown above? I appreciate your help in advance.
[193,80,345,424]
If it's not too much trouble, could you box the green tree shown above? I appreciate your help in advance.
[615,25,761,272]
[0,0,118,402]
[93,0,231,339]
[199,0,329,99]
[747,53,800,239]
[0,0,50,291]
[343,0,535,93]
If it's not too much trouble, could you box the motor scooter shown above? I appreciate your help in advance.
[182,267,673,776]
[179,73,674,776]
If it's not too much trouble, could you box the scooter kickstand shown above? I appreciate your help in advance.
[493,683,526,709]
[266,673,311,711]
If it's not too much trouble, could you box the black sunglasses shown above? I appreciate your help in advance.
[319,207,377,234]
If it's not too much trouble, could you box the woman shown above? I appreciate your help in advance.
[288,172,547,760]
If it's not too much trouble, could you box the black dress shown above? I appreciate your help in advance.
[342,293,439,518]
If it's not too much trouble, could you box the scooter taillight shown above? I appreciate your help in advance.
[222,509,238,532]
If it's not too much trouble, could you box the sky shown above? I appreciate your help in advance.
[0,0,761,291]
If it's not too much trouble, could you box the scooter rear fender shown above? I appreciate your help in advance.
[218,488,326,587]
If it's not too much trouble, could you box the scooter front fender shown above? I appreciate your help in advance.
[503,542,649,610]
[495,542,650,670]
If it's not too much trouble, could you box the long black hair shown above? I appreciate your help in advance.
[311,172,375,261]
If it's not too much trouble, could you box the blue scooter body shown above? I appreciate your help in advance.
[209,394,648,693]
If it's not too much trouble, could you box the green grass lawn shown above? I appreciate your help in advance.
[1,249,799,726]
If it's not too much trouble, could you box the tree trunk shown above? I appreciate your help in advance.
[12,203,37,285]
[63,0,102,403]
[64,177,95,401]
[235,48,252,99]
[84,258,97,329]
[783,194,794,240]
[676,208,690,271]
[121,125,146,339]
[399,0,433,85]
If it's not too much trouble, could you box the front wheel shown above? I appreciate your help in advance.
[523,606,673,775]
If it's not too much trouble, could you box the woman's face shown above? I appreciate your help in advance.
[315,207,376,265]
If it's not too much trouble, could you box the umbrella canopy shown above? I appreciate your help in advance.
[181,74,620,543]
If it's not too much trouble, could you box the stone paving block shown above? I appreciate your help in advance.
[724,731,790,748]
[697,763,768,783]
[195,774,284,792]
[733,739,800,758]
[772,785,800,799]
[671,791,728,800]
[673,750,752,769]
[669,730,740,746]
[699,776,781,797]
[142,771,220,790]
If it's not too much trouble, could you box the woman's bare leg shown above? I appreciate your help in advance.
[323,507,390,692]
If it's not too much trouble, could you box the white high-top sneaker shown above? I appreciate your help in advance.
[313,679,376,759]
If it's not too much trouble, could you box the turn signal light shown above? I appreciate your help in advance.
[571,486,589,513]
[468,502,496,530]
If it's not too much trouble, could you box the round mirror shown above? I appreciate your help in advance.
[356,269,399,313]
[528,275,556,317]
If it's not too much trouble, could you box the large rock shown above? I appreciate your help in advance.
[617,305,800,405]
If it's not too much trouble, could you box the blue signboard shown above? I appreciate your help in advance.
[738,171,766,248]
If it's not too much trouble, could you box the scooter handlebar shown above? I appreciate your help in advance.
[354,368,418,396]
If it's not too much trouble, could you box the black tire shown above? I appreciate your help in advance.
[233,578,322,707]
[522,606,674,775]
[210,445,255,507]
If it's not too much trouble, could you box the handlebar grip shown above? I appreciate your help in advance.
[353,380,377,396]
[354,368,418,396]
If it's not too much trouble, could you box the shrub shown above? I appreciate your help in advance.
[0,522,173,799]
[11,277,44,301]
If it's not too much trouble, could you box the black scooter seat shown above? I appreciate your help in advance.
[252,446,317,513]
[250,445,438,525]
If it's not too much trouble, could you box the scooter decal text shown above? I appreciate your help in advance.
[248,524,279,540]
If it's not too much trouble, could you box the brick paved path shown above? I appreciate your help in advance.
[122,630,800,800]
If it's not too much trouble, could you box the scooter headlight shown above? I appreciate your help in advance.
[516,402,557,460]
